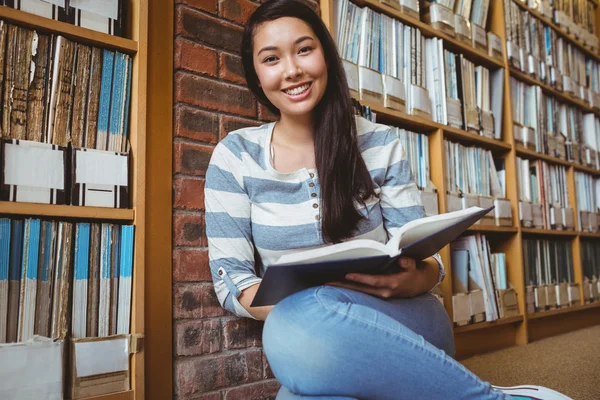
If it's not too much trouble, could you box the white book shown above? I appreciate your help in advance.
[252,207,493,306]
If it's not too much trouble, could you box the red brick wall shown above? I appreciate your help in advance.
[173,0,317,398]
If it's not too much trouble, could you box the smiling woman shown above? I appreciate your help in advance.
[202,1,572,399]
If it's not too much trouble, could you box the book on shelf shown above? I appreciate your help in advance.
[0,217,135,344]
[251,206,493,306]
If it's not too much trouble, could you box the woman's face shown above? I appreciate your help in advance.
[252,17,328,118]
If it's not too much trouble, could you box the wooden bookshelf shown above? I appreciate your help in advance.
[527,302,600,320]
[572,163,600,176]
[321,0,600,359]
[0,202,135,221]
[454,315,524,333]
[509,67,598,116]
[511,0,600,61]
[0,2,149,400]
[521,228,578,237]
[515,146,573,167]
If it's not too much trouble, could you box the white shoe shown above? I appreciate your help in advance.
[492,385,573,400]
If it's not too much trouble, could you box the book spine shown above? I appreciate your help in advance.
[84,47,103,149]
[26,34,50,142]
[2,25,17,139]
[51,37,76,146]
[34,220,53,337]
[116,225,133,334]
[72,222,90,338]
[0,218,11,343]
[109,224,120,335]
[7,219,23,342]
[121,55,132,153]
[98,223,111,337]
[17,218,40,342]
[96,50,115,150]
[70,44,92,148]
[108,52,125,152]
[87,223,100,337]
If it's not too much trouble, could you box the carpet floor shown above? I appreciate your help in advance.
[461,325,600,400]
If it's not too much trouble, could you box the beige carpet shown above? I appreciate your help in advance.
[461,325,600,400]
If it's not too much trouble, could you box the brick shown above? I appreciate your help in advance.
[219,0,259,25]
[175,319,222,356]
[173,284,227,319]
[223,318,249,350]
[189,393,222,400]
[174,141,214,176]
[175,105,219,144]
[173,213,207,247]
[173,284,204,319]
[176,72,257,118]
[175,39,217,77]
[218,52,246,85]
[174,177,206,212]
[220,115,261,139]
[175,351,266,395]
[258,103,279,122]
[173,248,211,282]
[262,350,274,379]
[177,6,243,53]
[247,319,264,348]
[176,0,218,14]
[223,380,281,400]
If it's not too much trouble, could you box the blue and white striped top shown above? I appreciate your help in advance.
[205,116,445,318]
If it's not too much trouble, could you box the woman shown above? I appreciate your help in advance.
[205,0,570,398]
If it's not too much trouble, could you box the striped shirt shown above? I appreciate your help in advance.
[205,116,445,318]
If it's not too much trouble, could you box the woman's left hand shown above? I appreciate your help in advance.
[326,256,439,299]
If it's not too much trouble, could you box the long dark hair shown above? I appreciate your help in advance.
[241,0,375,243]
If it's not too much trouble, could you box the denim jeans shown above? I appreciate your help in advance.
[262,286,510,400]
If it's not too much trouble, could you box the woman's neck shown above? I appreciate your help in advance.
[274,112,315,146]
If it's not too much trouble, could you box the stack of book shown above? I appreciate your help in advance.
[444,139,512,225]
[574,172,600,232]
[523,238,579,313]
[580,240,600,303]
[451,234,518,326]
[516,158,573,230]
[0,217,135,344]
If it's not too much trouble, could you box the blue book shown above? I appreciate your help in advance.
[97,50,115,151]
[117,225,134,334]
[110,224,121,335]
[98,223,112,337]
[0,218,11,343]
[7,219,23,342]
[108,52,126,152]
[72,223,91,338]
[252,206,494,306]
[18,219,41,341]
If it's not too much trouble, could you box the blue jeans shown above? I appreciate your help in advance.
[263,286,510,400]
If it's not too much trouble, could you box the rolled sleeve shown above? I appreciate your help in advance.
[205,143,261,319]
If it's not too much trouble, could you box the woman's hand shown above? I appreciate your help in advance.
[327,256,440,299]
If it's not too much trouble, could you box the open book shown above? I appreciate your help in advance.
[251,206,493,307]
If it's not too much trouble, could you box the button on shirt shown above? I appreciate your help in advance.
[205,116,445,318]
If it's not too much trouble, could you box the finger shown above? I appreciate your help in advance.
[326,280,393,298]
[398,257,417,270]
[345,273,389,287]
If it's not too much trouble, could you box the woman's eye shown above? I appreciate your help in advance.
[299,46,313,54]
[263,56,277,63]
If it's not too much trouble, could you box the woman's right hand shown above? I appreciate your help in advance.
[239,283,275,321]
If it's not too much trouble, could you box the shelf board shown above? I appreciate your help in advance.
[359,99,512,152]
[351,0,504,69]
[521,227,578,237]
[82,391,134,400]
[527,302,600,320]
[572,163,600,176]
[515,147,572,167]
[579,231,600,238]
[0,202,135,221]
[454,315,524,334]
[509,67,597,116]
[0,6,138,53]
[511,0,600,62]
[467,224,519,233]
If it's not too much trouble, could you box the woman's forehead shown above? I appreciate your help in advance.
[253,17,316,46]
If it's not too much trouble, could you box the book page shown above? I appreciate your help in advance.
[275,239,391,266]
